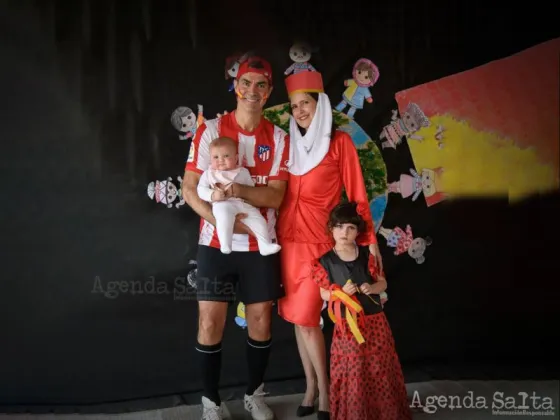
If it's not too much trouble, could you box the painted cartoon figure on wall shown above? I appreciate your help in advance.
[335,58,379,118]
[147,176,185,209]
[388,166,447,206]
[170,105,205,140]
[378,224,432,264]
[225,51,252,91]
[380,103,430,150]
[284,42,317,75]
[235,301,247,329]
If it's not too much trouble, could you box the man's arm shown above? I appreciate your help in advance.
[183,170,216,225]
[231,180,287,210]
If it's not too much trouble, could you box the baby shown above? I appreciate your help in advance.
[197,136,281,256]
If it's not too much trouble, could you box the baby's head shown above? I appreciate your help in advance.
[327,202,365,246]
[209,136,238,171]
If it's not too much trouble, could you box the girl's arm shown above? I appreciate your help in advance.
[361,253,388,295]
[319,287,331,301]
[338,132,376,246]
[311,260,331,298]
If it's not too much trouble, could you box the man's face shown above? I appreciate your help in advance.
[234,73,273,112]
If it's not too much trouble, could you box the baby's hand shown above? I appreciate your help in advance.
[211,189,226,202]
[342,281,357,296]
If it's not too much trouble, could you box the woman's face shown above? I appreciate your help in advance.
[290,92,317,130]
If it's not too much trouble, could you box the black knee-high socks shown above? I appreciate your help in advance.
[246,336,272,395]
[196,342,222,406]
[196,337,272,403]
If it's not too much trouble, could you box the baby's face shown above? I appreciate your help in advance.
[210,144,237,171]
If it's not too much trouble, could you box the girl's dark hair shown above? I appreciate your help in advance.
[327,202,366,233]
[290,92,339,139]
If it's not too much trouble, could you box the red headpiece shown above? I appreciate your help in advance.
[285,71,324,96]
[236,56,273,85]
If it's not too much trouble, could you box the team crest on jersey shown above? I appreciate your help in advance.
[257,145,271,162]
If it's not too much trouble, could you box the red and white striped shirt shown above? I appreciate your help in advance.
[185,112,290,252]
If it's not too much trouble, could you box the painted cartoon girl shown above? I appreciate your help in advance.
[335,58,379,118]
[284,42,317,75]
[378,224,432,264]
[225,52,252,91]
[170,105,205,140]
[388,167,448,207]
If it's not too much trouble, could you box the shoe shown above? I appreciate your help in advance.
[244,383,274,420]
[296,404,314,417]
[317,411,330,420]
[201,396,223,420]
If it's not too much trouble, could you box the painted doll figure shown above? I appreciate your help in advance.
[170,105,205,140]
[388,168,423,201]
[197,136,281,256]
[225,51,252,91]
[379,224,432,264]
[284,42,317,75]
[147,176,185,209]
[380,103,430,149]
[335,58,379,118]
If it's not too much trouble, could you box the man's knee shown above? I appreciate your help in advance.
[198,301,228,345]
[245,301,273,340]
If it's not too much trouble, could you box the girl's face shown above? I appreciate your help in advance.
[290,92,317,130]
[331,223,359,246]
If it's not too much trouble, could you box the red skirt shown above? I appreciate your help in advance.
[277,241,332,327]
[330,312,412,420]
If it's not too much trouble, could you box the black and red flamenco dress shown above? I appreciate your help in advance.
[312,246,412,420]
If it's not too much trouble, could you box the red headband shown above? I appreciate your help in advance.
[236,57,273,85]
[285,71,324,96]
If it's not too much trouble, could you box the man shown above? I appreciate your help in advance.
[182,56,289,420]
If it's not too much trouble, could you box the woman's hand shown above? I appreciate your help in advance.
[217,110,229,118]
[342,281,357,296]
[369,243,384,273]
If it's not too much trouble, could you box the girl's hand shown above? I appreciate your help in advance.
[342,281,357,296]
[359,283,373,295]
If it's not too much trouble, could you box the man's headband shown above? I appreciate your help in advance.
[236,57,273,85]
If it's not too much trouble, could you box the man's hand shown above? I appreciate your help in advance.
[369,243,384,273]
[211,189,226,202]
[342,281,358,296]
[216,110,229,118]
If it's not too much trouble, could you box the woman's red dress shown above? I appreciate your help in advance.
[276,130,377,327]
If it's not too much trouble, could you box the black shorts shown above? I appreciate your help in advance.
[195,245,285,305]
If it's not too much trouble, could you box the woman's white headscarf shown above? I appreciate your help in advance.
[286,92,333,176]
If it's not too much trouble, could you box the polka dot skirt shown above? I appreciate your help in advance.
[329,312,412,420]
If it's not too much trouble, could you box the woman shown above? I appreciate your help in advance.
[276,70,384,419]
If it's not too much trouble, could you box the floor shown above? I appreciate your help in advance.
[1,380,558,419]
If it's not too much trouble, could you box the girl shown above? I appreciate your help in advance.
[311,202,412,420]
